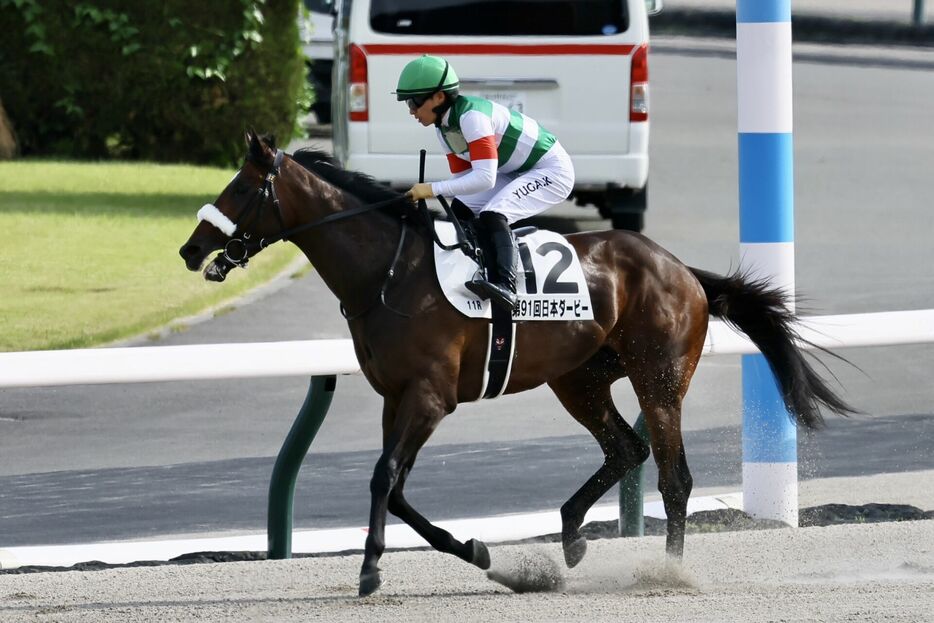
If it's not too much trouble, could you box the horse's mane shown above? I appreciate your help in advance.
[291,148,408,216]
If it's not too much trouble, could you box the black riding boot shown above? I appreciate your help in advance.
[466,211,518,312]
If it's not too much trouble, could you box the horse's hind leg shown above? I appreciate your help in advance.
[547,350,651,568]
[629,366,694,559]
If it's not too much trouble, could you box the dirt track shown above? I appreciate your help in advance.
[1,520,931,622]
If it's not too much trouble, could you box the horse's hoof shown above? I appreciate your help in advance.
[563,536,587,568]
[358,569,382,597]
[467,538,491,570]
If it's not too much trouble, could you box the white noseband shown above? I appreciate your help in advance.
[197,203,236,237]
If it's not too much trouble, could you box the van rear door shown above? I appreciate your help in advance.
[359,0,640,160]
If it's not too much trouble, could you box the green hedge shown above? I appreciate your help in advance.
[0,0,308,165]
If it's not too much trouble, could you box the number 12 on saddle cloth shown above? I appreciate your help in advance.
[432,222,595,321]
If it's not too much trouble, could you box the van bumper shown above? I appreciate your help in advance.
[343,118,649,190]
[572,120,649,190]
[569,154,648,191]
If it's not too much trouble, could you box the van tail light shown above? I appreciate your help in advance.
[349,43,368,122]
[630,43,648,122]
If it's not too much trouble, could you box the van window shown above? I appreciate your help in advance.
[304,0,334,13]
[370,0,628,36]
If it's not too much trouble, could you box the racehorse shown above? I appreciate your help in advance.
[179,131,852,597]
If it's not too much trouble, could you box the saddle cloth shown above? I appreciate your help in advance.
[432,221,595,321]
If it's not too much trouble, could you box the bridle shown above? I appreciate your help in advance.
[199,149,409,272]
[207,149,288,271]
[198,148,415,317]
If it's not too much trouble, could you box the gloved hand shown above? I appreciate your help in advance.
[405,183,434,202]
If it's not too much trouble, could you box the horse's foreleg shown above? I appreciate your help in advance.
[358,388,448,597]
[359,451,398,596]
[548,362,650,568]
[387,465,490,569]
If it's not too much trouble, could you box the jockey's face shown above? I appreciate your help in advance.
[408,91,447,126]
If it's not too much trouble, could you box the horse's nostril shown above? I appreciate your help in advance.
[179,244,207,271]
[180,244,199,259]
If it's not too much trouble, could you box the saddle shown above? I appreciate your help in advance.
[418,190,593,400]
[418,197,535,275]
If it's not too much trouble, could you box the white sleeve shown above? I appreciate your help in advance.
[432,160,496,197]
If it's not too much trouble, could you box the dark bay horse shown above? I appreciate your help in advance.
[179,132,852,596]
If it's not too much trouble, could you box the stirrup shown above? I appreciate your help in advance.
[465,279,491,300]
[466,279,517,312]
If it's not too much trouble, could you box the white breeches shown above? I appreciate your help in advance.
[455,142,575,224]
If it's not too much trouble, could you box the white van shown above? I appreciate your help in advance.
[331,0,661,230]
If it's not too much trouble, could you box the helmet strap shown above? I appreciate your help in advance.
[434,61,450,92]
[430,61,452,126]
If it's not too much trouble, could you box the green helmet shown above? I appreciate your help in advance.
[394,55,459,101]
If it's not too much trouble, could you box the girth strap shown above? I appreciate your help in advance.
[479,304,516,399]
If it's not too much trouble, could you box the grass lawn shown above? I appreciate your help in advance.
[0,160,301,352]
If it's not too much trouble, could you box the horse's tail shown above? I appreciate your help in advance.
[689,267,854,429]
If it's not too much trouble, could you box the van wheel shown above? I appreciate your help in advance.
[312,101,332,125]
[611,210,644,232]
[606,185,647,232]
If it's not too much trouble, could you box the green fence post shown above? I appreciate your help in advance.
[267,374,336,559]
[618,411,649,537]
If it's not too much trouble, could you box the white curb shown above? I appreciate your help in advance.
[0,493,743,570]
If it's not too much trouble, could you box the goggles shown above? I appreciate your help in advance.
[405,95,430,111]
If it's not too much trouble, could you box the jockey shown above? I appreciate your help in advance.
[397,55,575,312]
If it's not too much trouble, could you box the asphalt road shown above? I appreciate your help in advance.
[1,414,931,547]
[1,39,932,546]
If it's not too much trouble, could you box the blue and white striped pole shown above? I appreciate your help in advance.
[737,0,798,525]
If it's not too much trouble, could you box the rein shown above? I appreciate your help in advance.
[202,149,415,318]
[200,148,484,319]
[214,150,410,270]
[203,149,478,274]
[340,221,412,320]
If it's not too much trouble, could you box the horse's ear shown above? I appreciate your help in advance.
[246,128,273,165]
[262,133,277,151]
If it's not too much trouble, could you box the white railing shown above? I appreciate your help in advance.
[0,339,360,387]
[2,310,933,387]
[2,308,932,563]
[703,309,934,355]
